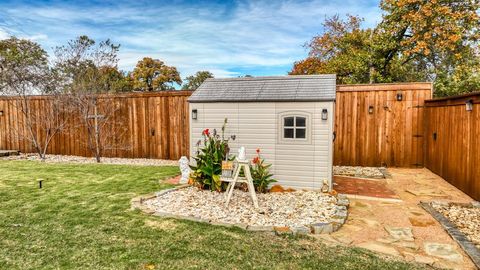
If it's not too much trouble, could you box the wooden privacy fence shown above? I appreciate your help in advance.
[0,91,192,160]
[334,83,432,167]
[3,83,478,200]
[0,83,433,167]
[424,92,480,201]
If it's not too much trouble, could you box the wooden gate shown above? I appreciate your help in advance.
[424,92,480,200]
[334,83,432,167]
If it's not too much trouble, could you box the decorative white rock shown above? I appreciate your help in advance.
[143,187,344,229]
[178,156,191,184]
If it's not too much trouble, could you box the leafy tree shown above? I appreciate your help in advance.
[98,66,133,92]
[131,57,182,91]
[380,0,479,66]
[290,15,426,84]
[0,37,72,159]
[181,71,213,90]
[379,0,480,96]
[291,0,480,96]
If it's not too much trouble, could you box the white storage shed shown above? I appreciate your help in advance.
[188,75,336,190]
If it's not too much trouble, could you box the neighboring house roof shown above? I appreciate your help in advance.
[188,75,336,103]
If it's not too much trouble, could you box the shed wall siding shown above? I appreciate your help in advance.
[189,102,334,190]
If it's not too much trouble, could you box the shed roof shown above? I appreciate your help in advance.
[188,75,336,103]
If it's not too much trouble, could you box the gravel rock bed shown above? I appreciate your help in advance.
[431,202,480,249]
[2,153,178,166]
[144,187,343,229]
[334,166,386,179]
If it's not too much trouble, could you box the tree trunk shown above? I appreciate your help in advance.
[94,104,101,163]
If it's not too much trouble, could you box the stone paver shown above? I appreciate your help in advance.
[413,254,436,265]
[409,216,436,227]
[424,242,464,263]
[357,241,401,257]
[312,168,477,270]
[384,226,414,241]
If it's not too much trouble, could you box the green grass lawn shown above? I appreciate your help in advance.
[0,160,424,270]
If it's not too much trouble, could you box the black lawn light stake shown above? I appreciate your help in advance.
[38,179,43,189]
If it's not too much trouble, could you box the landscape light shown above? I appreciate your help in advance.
[192,109,198,120]
[396,93,403,101]
[466,99,473,111]
[321,109,328,120]
[368,106,374,114]
[0,110,3,116]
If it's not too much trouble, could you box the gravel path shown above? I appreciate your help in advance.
[432,202,480,249]
[1,153,178,166]
[144,187,341,228]
[334,166,386,179]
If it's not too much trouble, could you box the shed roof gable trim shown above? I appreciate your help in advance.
[188,75,336,103]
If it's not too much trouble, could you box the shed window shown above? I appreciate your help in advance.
[283,116,307,139]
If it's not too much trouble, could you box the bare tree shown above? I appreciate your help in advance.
[54,36,129,162]
[0,37,72,160]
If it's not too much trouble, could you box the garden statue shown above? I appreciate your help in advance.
[321,179,330,193]
[237,146,246,161]
[178,156,191,184]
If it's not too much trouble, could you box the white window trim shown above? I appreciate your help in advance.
[278,111,312,144]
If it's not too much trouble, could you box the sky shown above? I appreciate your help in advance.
[0,0,382,79]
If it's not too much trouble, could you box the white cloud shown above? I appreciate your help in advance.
[0,28,10,40]
[0,0,382,77]
[27,33,48,41]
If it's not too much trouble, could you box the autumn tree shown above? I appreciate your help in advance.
[290,15,426,84]
[131,57,182,91]
[0,37,72,160]
[55,36,129,162]
[291,0,480,96]
[181,71,213,90]
[379,0,480,96]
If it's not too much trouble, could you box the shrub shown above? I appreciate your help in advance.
[250,148,276,193]
[190,118,235,191]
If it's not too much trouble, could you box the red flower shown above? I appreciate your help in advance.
[256,148,260,154]
[202,128,210,136]
[252,156,260,164]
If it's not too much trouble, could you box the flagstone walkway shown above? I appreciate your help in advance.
[318,168,476,269]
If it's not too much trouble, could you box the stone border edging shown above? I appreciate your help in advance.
[131,186,349,235]
[379,168,392,179]
[420,201,480,268]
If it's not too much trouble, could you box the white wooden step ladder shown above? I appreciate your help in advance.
[221,158,259,209]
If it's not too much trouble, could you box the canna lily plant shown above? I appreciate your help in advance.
[250,148,276,193]
[190,118,235,191]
